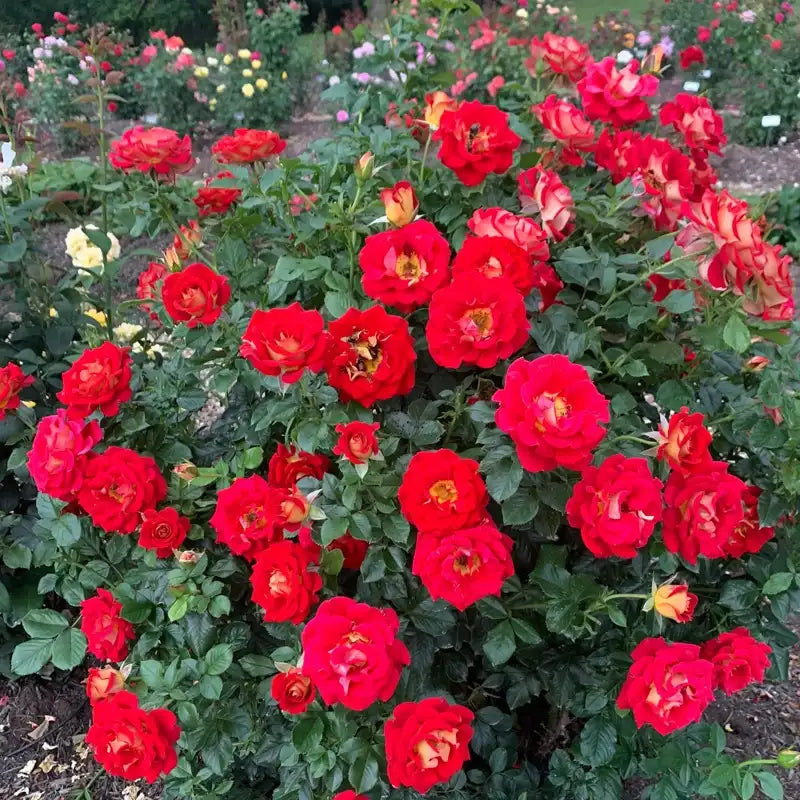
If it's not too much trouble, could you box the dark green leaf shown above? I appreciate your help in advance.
[204,643,234,675]
[483,620,516,666]
[348,751,379,794]
[50,629,87,670]
[722,315,750,353]
[11,639,53,676]
[22,609,69,639]
[579,717,617,767]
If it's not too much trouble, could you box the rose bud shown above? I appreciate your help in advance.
[270,667,316,714]
[380,181,419,227]
[85,666,126,705]
[744,355,770,371]
[173,462,198,481]
[777,750,800,769]
[333,421,380,465]
[652,583,698,623]
[177,550,201,564]
[354,151,374,181]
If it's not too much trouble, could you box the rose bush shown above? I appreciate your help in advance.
[1,3,800,800]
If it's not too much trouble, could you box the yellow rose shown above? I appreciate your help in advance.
[251,59,262,69]
[209,97,217,108]
[217,84,226,93]
[49,307,58,318]
[256,78,268,90]
[65,225,121,270]
[84,308,107,327]
[241,83,255,97]
[237,48,251,59]
[113,322,143,342]
[281,71,288,80]
[22,400,36,409]
[194,66,209,78]
[223,54,234,65]
[242,68,253,77]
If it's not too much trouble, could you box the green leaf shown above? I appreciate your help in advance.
[22,609,69,639]
[198,674,223,699]
[646,234,675,261]
[242,447,263,469]
[708,764,736,787]
[83,227,112,255]
[511,618,542,645]
[484,458,523,503]
[50,629,87,670]
[321,547,344,577]
[168,595,190,622]
[3,543,32,569]
[502,490,538,526]
[105,534,131,564]
[722,315,751,353]
[756,771,784,800]
[239,654,274,677]
[204,643,234,675]
[719,580,760,610]
[580,717,617,767]
[483,620,516,666]
[762,572,795,596]
[139,660,164,688]
[292,716,324,751]
[348,751,380,794]
[51,514,82,548]
[741,771,755,800]
[0,235,27,262]
[659,290,696,314]
[11,639,53,676]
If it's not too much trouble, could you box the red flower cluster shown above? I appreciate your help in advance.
[701,628,772,695]
[161,263,231,328]
[526,33,593,82]
[81,588,136,662]
[333,421,380,464]
[86,691,179,782]
[212,128,287,163]
[655,407,713,474]
[193,170,242,216]
[138,507,190,557]
[358,219,451,312]
[679,45,706,70]
[566,455,663,558]
[301,597,410,709]
[0,363,33,419]
[660,93,727,156]
[468,207,550,259]
[57,342,132,419]
[493,354,609,472]
[518,166,575,240]
[271,667,316,713]
[267,444,330,488]
[577,57,659,128]
[452,235,532,296]
[136,261,168,320]
[532,94,596,166]
[240,304,328,384]
[726,485,775,557]
[433,100,521,187]
[109,126,193,181]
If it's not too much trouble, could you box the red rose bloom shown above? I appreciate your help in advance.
[161,263,230,328]
[358,220,451,312]
[577,57,659,128]
[85,666,125,705]
[656,407,713,475]
[532,94,596,165]
[301,597,410,710]
[700,628,772,695]
[271,667,316,713]
[660,94,727,156]
[192,170,242,216]
[616,638,715,735]
[333,421,380,464]
[467,207,550,260]
[333,792,368,800]
[324,306,416,407]
[81,588,136,662]
[27,410,102,501]
[330,532,369,569]
[662,462,747,563]
[493,354,610,473]
[452,235,542,297]
[109,126,193,180]
[250,540,321,624]
[433,100,522,187]
[518,166,575,241]
[138,507,190,557]
[77,447,167,533]
[526,32,593,82]
[399,449,488,532]
[210,475,289,559]
[267,444,330,488]
[212,128,287,163]
[136,261,168,319]
[529,261,564,311]
[725,485,774,557]
[0,363,33,419]
[86,691,179,783]
[57,342,132,419]
[240,304,328,384]
[412,523,514,610]
[679,45,706,70]
[566,455,663,559]
[384,698,474,793]
[426,274,528,369]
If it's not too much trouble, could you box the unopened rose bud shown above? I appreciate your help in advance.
[178,550,201,564]
[380,181,419,227]
[354,151,374,181]
[85,666,125,705]
[173,462,198,481]
[778,750,800,769]
[744,355,770,371]
[652,583,697,623]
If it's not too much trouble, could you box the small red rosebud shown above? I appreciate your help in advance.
[107,101,118,112]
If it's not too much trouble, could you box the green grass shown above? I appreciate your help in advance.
[568,0,652,24]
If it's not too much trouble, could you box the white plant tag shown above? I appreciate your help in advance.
[700,69,712,78]
[682,80,700,92]
[761,114,781,127]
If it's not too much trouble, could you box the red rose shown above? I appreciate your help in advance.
[271,667,316,713]
[648,274,688,303]
[80,588,136,662]
[57,342,132,419]
[700,628,772,695]
[380,180,419,227]
[240,304,328,384]
[333,421,380,464]
[324,306,416,407]
[433,100,521,187]
[358,220,451,312]
[467,207,550,260]
[616,638,714,734]
[652,584,698,623]
[577,57,658,128]
[109,126,193,180]
[138,507,190,557]
[77,447,167,533]
[493,354,610,473]
[399,449,488,532]
[656,407,713,475]
[426,274,528,369]
[250,540,321,624]
[301,597,410,710]
[330,532,369,569]
[384,698,474,793]
[192,170,242,216]
[85,666,126,705]
[267,444,330,488]
[27,410,102,501]
[210,475,288,559]
[662,462,747,563]
[136,261,168,319]
[161,263,230,328]
[169,220,202,263]
[566,455,663,559]
[86,691,179,782]
[0,363,33,419]
[212,128,287,163]
[594,128,644,183]
[333,792,368,800]
[725,485,774,557]
[529,262,564,311]
[697,25,711,42]
[532,94,595,165]
[679,45,706,70]
[412,523,514,610]
[526,32,593,82]
[660,94,727,156]
[518,166,575,241]
[452,235,542,297]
